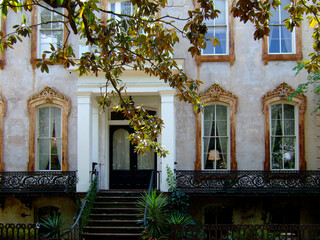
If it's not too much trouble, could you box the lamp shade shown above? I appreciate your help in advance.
[208,150,221,161]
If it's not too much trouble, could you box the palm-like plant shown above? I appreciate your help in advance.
[40,211,69,239]
[139,189,169,239]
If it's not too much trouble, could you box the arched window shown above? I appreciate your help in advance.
[262,83,306,170]
[27,87,70,171]
[196,84,238,170]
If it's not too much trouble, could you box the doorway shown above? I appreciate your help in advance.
[109,125,156,189]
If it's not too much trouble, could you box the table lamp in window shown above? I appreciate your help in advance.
[208,150,221,161]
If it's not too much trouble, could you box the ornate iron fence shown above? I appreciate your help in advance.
[175,170,320,194]
[172,224,320,240]
[0,223,39,240]
[0,171,76,194]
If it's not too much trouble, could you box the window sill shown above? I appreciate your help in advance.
[196,54,235,65]
[262,53,303,64]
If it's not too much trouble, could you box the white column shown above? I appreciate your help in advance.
[77,92,93,192]
[159,90,176,192]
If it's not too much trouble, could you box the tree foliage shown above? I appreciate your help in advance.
[0,0,319,155]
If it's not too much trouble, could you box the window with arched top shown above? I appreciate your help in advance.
[262,83,306,170]
[27,87,70,171]
[195,84,238,170]
[0,95,6,171]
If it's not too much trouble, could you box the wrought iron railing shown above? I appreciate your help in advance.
[0,223,39,240]
[0,171,76,194]
[175,170,320,195]
[172,224,320,240]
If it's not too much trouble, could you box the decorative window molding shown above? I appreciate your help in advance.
[27,87,70,171]
[0,16,6,69]
[30,5,67,64]
[194,0,235,64]
[261,82,306,170]
[0,95,6,171]
[195,83,238,170]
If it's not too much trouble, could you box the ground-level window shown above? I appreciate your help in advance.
[204,205,233,224]
[270,103,297,170]
[203,104,229,170]
[37,106,62,170]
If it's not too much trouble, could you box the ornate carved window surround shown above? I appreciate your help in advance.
[193,0,235,65]
[0,96,6,171]
[27,87,71,171]
[261,82,306,170]
[195,83,238,170]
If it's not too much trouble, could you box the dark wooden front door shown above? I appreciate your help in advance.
[110,125,156,189]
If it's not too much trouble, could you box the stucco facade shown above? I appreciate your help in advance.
[0,0,319,228]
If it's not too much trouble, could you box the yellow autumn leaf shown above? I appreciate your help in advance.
[309,18,317,28]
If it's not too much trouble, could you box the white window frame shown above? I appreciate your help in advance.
[201,103,230,170]
[202,0,229,55]
[36,105,63,171]
[269,102,298,170]
[268,0,296,54]
[37,4,64,58]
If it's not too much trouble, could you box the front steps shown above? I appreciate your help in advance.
[82,190,145,240]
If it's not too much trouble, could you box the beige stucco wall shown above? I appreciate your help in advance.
[173,0,319,171]
[0,11,78,171]
[0,0,317,176]
[0,196,76,225]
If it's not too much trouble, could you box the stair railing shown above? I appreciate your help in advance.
[144,170,155,227]
[62,171,99,240]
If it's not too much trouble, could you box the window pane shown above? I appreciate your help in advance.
[214,27,227,54]
[270,7,279,24]
[204,105,215,121]
[215,0,226,25]
[269,26,280,53]
[40,9,51,29]
[284,104,294,119]
[39,139,50,170]
[204,30,214,55]
[51,137,61,170]
[281,27,293,53]
[113,128,130,170]
[284,137,295,169]
[39,107,49,137]
[51,107,61,138]
[121,1,132,15]
[204,121,215,136]
[138,151,155,170]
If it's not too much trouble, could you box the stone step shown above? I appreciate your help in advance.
[83,226,143,234]
[82,232,142,240]
[87,219,140,227]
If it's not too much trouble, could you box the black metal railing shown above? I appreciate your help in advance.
[0,171,76,194]
[0,223,39,240]
[175,170,320,195]
[62,171,99,240]
[172,224,320,240]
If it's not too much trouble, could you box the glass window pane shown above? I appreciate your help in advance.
[39,139,50,170]
[215,0,226,25]
[121,1,132,15]
[138,151,155,170]
[113,129,130,170]
[204,105,215,121]
[269,26,280,53]
[204,121,215,136]
[271,104,282,119]
[270,7,279,24]
[51,107,61,138]
[39,107,49,137]
[204,30,214,55]
[284,104,294,119]
[284,120,295,135]
[214,27,227,54]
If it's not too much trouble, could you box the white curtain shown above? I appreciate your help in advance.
[51,107,62,170]
[113,128,130,170]
[138,151,154,170]
[216,105,227,169]
[203,105,214,169]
